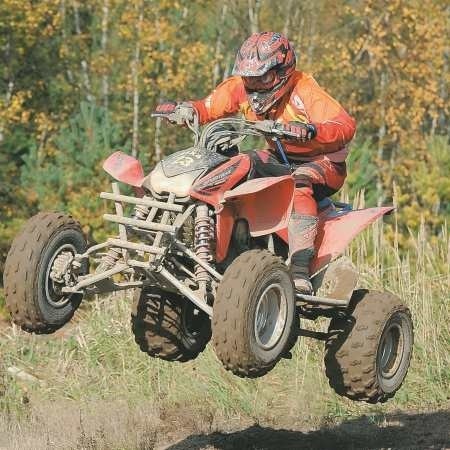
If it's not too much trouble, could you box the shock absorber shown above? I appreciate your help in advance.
[194,205,213,291]
[132,204,149,220]
[95,246,122,273]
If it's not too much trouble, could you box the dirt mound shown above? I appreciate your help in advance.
[162,409,450,450]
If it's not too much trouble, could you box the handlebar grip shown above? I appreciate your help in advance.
[151,112,179,123]
[280,130,299,139]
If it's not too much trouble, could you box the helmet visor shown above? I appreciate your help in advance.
[242,70,280,93]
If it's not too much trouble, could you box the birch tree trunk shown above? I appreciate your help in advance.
[72,0,93,102]
[0,36,13,144]
[223,54,232,80]
[101,0,110,111]
[248,0,261,34]
[306,8,317,66]
[0,83,14,145]
[438,40,449,134]
[283,0,294,37]
[131,1,143,158]
[377,71,387,207]
[60,0,74,84]
[213,3,228,86]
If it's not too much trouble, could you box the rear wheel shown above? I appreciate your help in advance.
[324,289,413,403]
[131,286,211,362]
[212,249,297,378]
[3,212,87,334]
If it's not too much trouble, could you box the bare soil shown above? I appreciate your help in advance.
[160,409,450,450]
[1,398,449,450]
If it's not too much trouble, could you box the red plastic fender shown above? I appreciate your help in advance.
[216,175,295,262]
[312,206,394,273]
[103,151,145,188]
[276,206,394,273]
[190,154,251,208]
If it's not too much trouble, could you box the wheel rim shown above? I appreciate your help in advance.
[254,283,288,350]
[45,243,77,308]
[377,320,405,380]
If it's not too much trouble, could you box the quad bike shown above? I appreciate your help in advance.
[3,112,413,404]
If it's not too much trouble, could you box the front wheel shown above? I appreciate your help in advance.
[3,212,87,334]
[324,289,414,403]
[212,249,297,378]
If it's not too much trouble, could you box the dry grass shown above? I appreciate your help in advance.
[0,219,448,449]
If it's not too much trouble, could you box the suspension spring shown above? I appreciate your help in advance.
[194,205,213,286]
[96,246,122,273]
[132,204,149,220]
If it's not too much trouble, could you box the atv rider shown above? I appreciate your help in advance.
[155,31,356,294]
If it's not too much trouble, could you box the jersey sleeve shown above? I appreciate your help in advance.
[190,76,246,125]
[296,77,356,152]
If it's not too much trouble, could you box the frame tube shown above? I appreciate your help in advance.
[62,263,128,292]
[174,239,223,281]
[100,192,183,212]
[104,214,176,233]
[158,267,213,316]
[107,238,165,255]
[296,293,349,307]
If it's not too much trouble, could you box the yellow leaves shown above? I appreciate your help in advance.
[0,91,32,131]
[0,0,446,241]
[0,0,59,44]
[34,112,57,143]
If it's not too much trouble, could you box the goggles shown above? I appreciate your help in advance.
[242,70,280,93]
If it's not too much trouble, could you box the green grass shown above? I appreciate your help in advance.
[0,290,6,320]
[0,219,448,449]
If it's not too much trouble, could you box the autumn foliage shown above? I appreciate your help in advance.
[0,0,448,273]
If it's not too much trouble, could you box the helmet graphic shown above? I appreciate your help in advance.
[232,31,296,114]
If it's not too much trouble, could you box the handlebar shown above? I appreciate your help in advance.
[150,113,298,156]
[151,109,200,145]
[251,120,301,139]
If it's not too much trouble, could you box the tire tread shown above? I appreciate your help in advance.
[212,249,297,378]
[324,289,413,403]
[3,212,83,334]
[131,287,210,362]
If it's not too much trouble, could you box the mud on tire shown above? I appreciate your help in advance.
[131,287,211,362]
[212,249,297,378]
[3,212,87,334]
[325,289,413,403]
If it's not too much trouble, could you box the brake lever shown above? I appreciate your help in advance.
[251,120,299,139]
[151,110,199,144]
[252,120,278,134]
[151,112,179,122]
[150,111,185,126]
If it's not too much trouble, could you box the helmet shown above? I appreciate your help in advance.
[232,31,296,115]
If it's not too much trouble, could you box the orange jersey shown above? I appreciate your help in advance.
[191,71,356,162]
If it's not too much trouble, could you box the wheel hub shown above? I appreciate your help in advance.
[254,283,288,350]
[46,244,78,307]
[50,251,74,284]
[378,321,405,379]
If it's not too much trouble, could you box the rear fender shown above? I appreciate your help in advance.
[312,206,394,273]
[277,206,394,273]
[216,176,294,262]
[103,151,145,188]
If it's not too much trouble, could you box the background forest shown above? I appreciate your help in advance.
[0,0,449,273]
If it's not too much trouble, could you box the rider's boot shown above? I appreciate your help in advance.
[288,214,318,294]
